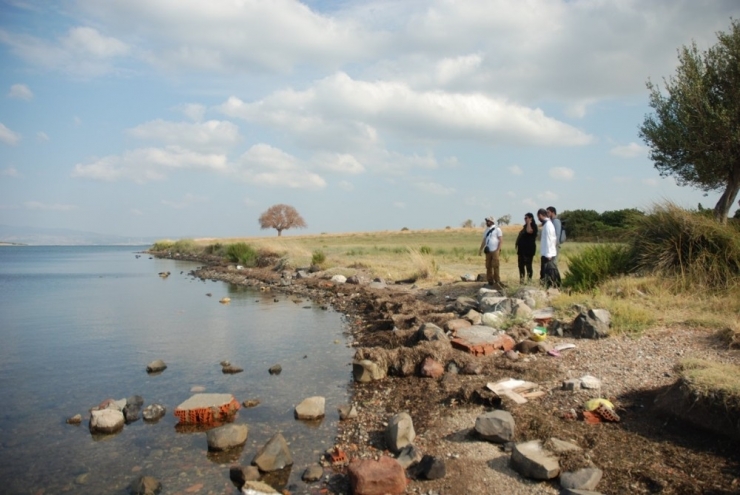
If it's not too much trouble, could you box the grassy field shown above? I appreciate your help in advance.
[193,226,594,283]
[157,226,739,337]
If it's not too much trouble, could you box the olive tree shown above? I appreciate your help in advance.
[258,204,306,236]
[639,20,740,223]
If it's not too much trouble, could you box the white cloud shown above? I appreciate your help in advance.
[0,123,21,145]
[24,201,77,211]
[72,146,228,182]
[414,181,455,196]
[220,72,592,148]
[176,103,206,122]
[434,54,483,85]
[236,144,326,189]
[36,131,49,141]
[242,197,256,206]
[612,176,632,184]
[464,196,492,209]
[73,116,82,125]
[0,26,129,77]
[506,191,516,198]
[508,165,523,175]
[161,193,208,209]
[610,142,647,158]
[130,208,143,215]
[537,191,558,201]
[642,178,659,186]
[312,153,365,174]
[8,83,33,100]
[393,202,406,209]
[1,167,20,177]
[77,0,374,73]
[337,180,354,191]
[522,198,537,208]
[127,119,241,151]
[549,167,574,180]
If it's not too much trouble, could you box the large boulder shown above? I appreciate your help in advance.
[510,440,560,480]
[353,360,386,382]
[146,360,167,373]
[252,433,293,472]
[481,311,506,328]
[463,309,482,325]
[89,408,124,434]
[419,357,444,378]
[479,296,510,314]
[560,468,603,491]
[474,410,515,443]
[408,455,446,480]
[477,288,502,300]
[386,412,415,453]
[229,465,261,486]
[454,296,478,314]
[130,475,161,495]
[294,396,325,420]
[206,423,248,451]
[571,309,611,339]
[348,456,407,495]
[416,322,447,342]
[142,404,166,422]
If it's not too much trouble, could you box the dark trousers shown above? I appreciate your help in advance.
[540,256,561,288]
[518,253,534,282]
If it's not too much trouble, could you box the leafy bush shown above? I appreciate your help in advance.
[562,244,633,292]
[419,245,432,255]
[226,242,258,266]
[172,239,200,255]
[150,240,174,251]
[204,242,225,256]
[401,227,409,231]
[630,202,740,289]
[311,249,327,266]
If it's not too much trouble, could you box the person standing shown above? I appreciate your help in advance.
[547,206,562,264]
[478,216,503,287]
[515,212,538,284]
[538,208,558,286]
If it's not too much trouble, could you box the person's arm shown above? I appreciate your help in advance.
[525,220,533,234]
[479,232,486,255]
[495,230,502,254]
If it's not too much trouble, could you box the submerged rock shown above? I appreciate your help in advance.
[252,433,293,472]
[146,360,167,373]
[206,424,249,451]
[142,404,166,422]
[89,409,124,434]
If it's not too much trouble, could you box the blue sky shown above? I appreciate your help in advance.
[1,0,738,238]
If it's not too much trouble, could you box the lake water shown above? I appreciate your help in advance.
[0,245,353,494]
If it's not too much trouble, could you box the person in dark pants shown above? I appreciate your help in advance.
[515,212,538,284]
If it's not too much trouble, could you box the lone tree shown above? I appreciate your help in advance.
[258,204,306,236]
[497,214,511,226]
[640,19,740,223]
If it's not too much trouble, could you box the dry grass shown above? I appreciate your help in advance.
[185,227,739,337]
[678,359,740,407]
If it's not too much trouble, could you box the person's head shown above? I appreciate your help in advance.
[524,212,534,223]
[484,216,495,227]
[546,206,557,218]
[537,208,549,223]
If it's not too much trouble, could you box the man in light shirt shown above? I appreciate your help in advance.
[478,216,503,287]
[538,208,558,286]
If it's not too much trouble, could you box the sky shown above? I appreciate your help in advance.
[0,0,738,239]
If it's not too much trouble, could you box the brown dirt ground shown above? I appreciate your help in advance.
[174,256,740,494]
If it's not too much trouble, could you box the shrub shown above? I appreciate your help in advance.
[150,240,174,251]
[562,244,633,292]
[401,227,410,231]
[311,249,327,266]
[226,242,258,266]
[630,202,740,289]
[255,248,281,267]
[172,239,200,255]
[204,242,225,256]
[419,245,433,255]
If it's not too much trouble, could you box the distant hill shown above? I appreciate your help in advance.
[0,224,160,246]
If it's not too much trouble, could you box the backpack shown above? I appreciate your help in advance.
[559,226,567,244]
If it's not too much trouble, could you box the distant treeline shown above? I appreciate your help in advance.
[559,208,645,241]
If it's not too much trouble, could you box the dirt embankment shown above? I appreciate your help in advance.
[161,253,740,495]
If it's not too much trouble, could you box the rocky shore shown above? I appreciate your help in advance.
[158,253,739,495]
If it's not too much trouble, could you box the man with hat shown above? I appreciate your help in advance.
[478,216,503,287]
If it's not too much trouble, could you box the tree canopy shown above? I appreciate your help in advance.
[639,19,740,223]
[258,204,306,236]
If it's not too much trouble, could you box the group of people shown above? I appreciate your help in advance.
[478,207,563,288]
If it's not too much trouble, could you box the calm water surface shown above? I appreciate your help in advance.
[0,246,353,494]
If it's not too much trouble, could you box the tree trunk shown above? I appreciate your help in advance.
[713,165,740,223]
[277,229,283,236]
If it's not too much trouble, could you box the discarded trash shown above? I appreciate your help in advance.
[531,326,547,342]
[584,398,614,411]
[554,343,576,352]
[547,349,561,357]
[487,378,539,405]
